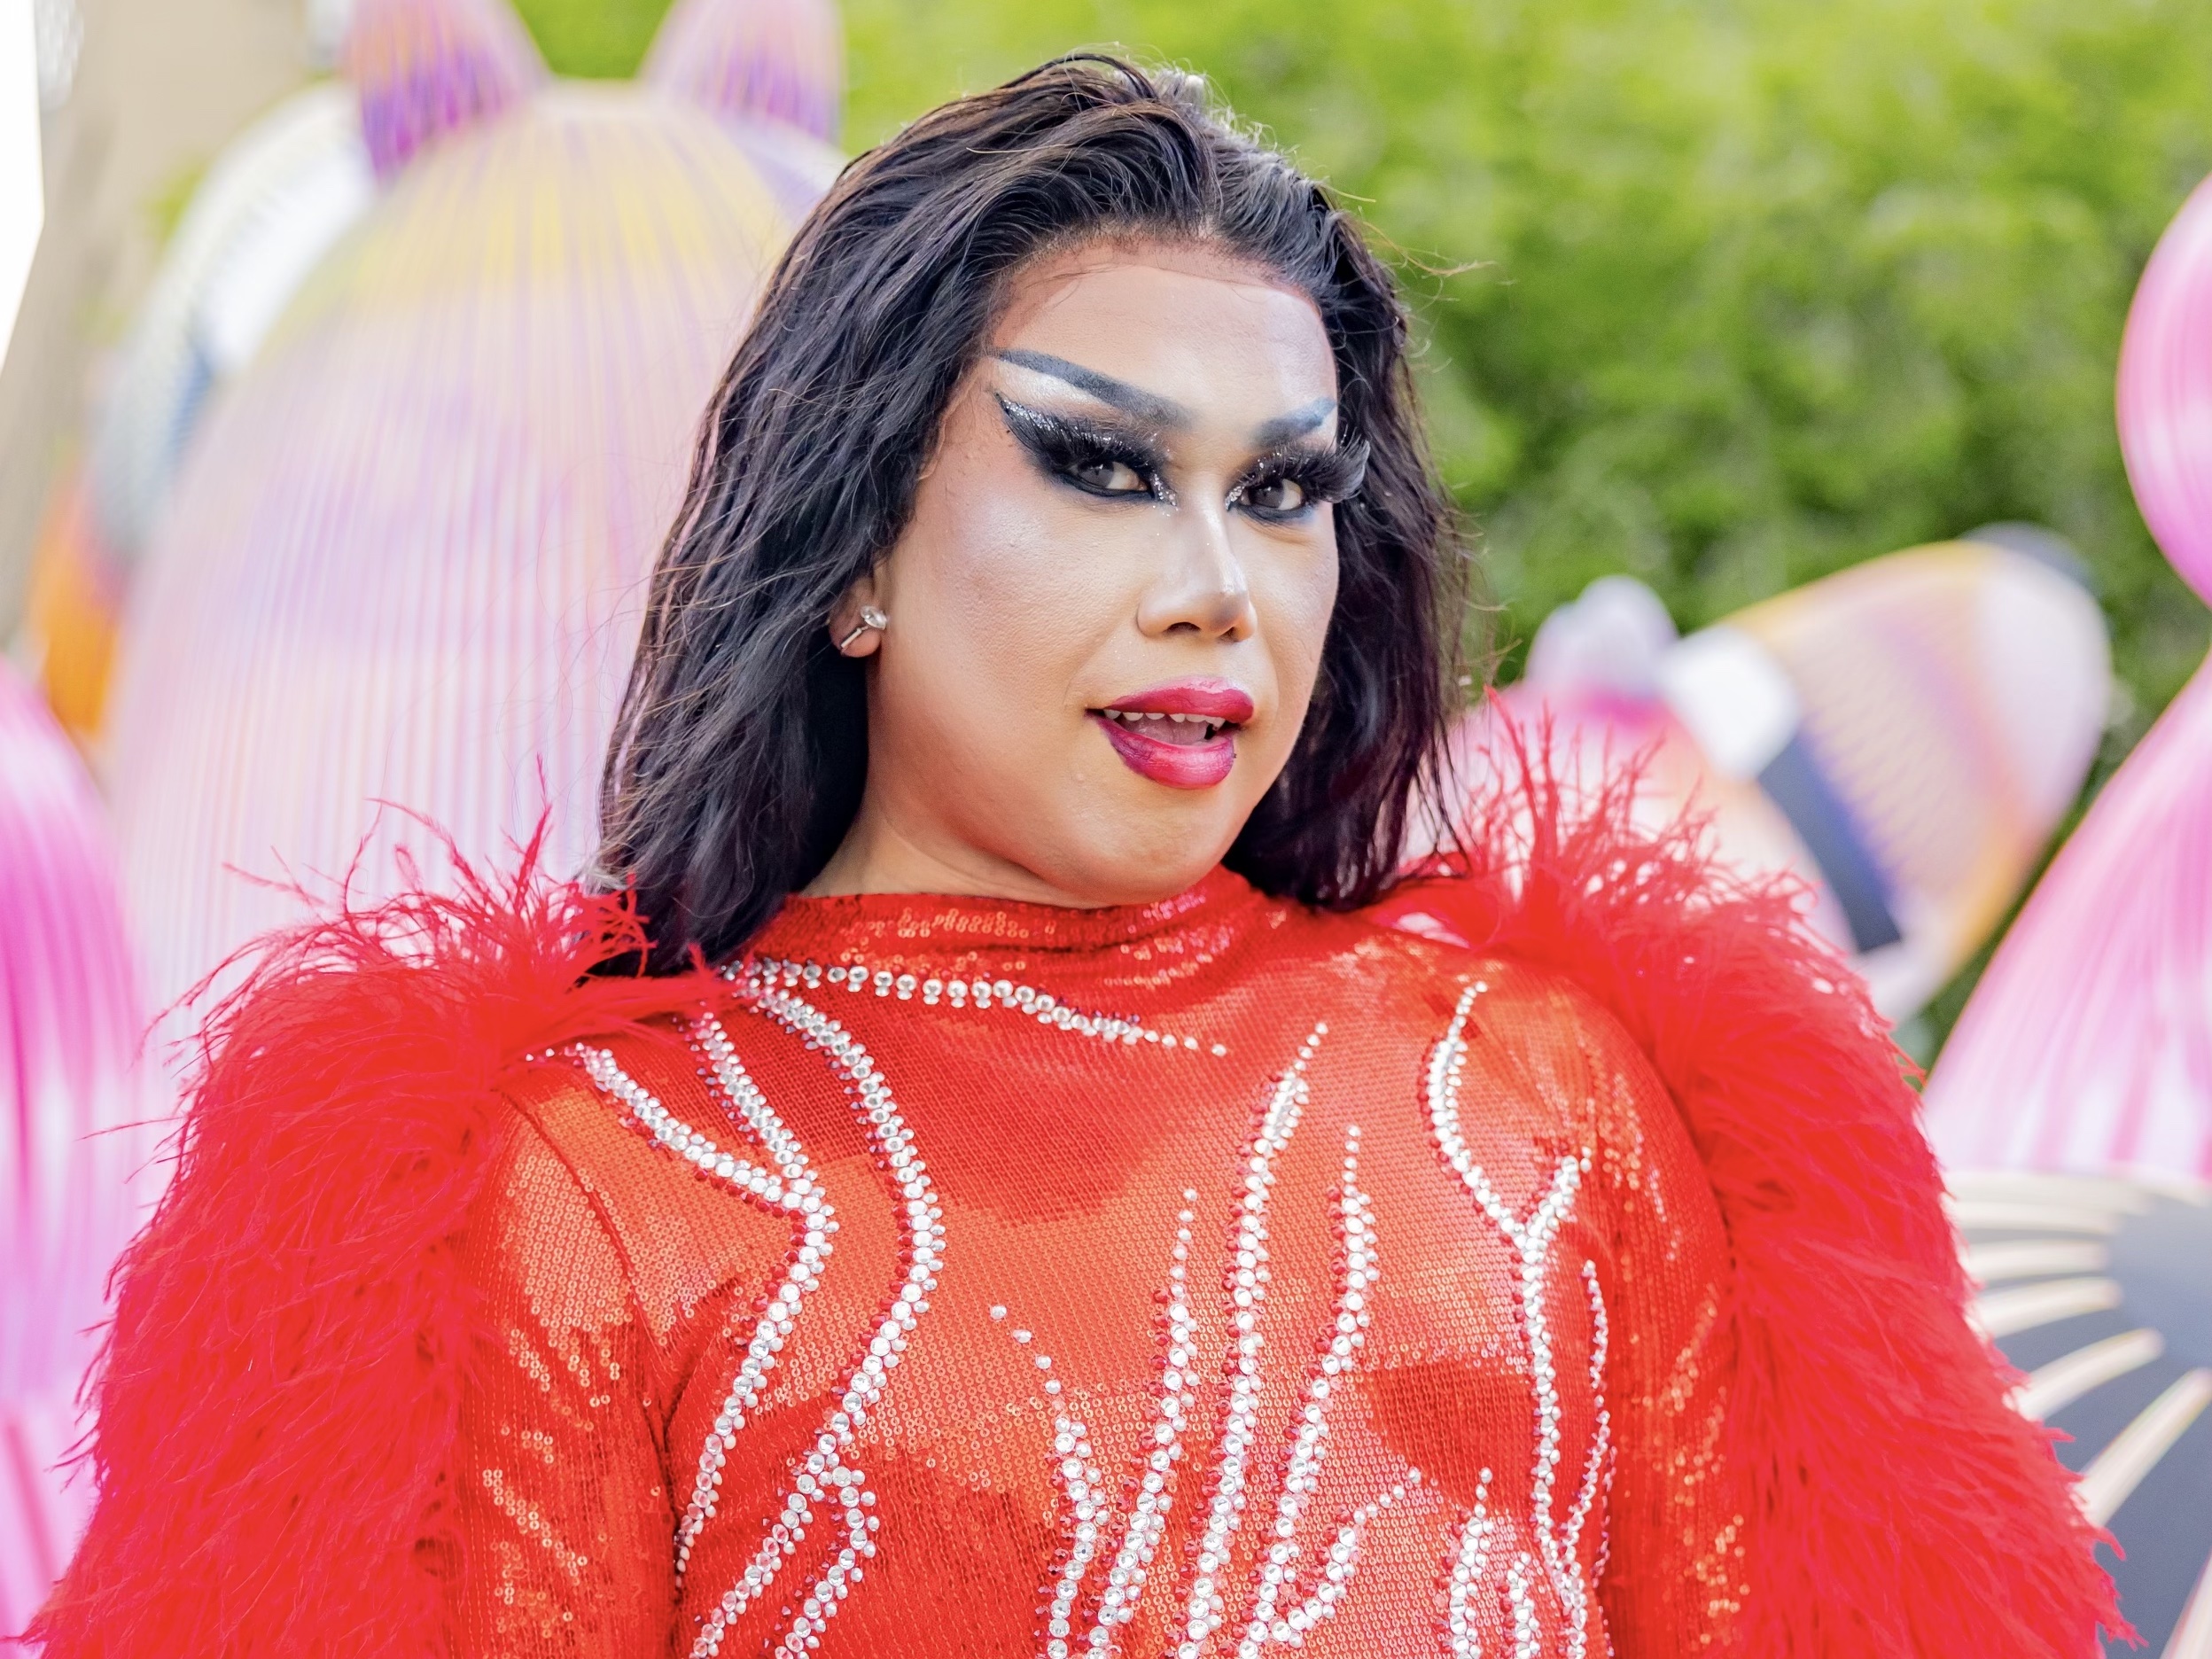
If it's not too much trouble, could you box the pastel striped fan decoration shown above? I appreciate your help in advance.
[0,661,155,1649]
[1926,170,2212,1179]
[88,80,376,570]
[1951,1172,2212,1652]
[1454,534,2110,1025]
[103,0,839,1016]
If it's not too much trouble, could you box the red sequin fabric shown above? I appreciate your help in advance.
[457,869,1741,1656]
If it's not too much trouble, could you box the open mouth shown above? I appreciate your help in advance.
[1094,708,1238,746]
[1088,681,1255,790]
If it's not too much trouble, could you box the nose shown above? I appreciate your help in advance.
[1136,502,1258,642]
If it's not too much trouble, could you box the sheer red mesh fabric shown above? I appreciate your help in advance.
[456,869,1742,1655]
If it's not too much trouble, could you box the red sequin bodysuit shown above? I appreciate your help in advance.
[457,870,1739,1656]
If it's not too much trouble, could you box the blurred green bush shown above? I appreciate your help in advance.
[514,0,671,76]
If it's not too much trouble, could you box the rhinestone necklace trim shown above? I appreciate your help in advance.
[745,954,1229,1056]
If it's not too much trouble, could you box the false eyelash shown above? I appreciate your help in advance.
[1234,437,1370,517]
[995,396,1172,502]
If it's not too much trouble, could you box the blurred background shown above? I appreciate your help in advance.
[4,0,2212,1649]
[10,0,2212,1045]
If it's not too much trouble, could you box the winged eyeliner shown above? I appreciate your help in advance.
[994,393,1367,518]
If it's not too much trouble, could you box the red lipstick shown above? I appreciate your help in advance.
[1090,679,1254,790]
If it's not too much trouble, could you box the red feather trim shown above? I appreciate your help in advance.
[30,768,2125,1653]
[1369,725,2128,1654]
[27,830,715,1657]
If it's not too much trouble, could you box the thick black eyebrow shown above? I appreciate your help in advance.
[992,349,1189,427]
[1250,398,1336,449]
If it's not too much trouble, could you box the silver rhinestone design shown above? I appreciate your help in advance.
[1175,1024,1324,1656]
[571,1037,833,1585]
[685,1014,837,1577]
[1428,981,1605,1659]
[1000,1039,1414,1658]
[1016,1311,1110,1658]
[683,984,946,1659]
[1563,1262,1613,1573]
[1081,1194,1199,1653]
[746,955,1226,1055]
[1507,1557,1540,1659]
[989,1237,1196,1659]
[1445,1471,1497,1657]
[1231,1125,1402,1656]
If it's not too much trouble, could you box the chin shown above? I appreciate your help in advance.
[1081,837,1235,906]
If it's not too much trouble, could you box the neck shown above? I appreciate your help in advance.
[801,798,1115,908]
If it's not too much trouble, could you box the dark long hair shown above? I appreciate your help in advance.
[597,55,1467,971]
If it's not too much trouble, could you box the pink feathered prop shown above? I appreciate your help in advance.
[0,664,152,1649]
[1925,168,2212,1176]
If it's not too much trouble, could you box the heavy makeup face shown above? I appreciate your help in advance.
[808,238,1358,907]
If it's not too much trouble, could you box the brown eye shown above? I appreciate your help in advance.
[1242,476,1308,514]
[1071,457,1149,495]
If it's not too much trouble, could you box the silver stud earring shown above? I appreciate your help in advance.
[837,604,889,653]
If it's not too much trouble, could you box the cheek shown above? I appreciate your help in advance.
[1255,528,1341,723]
[887,463,1133,725]
[939,493,1077,660]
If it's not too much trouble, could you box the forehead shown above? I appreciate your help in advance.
[990,240,1337,417]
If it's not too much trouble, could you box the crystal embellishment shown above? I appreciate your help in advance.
[1428,981,1612,1658]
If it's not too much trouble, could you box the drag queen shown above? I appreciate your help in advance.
[36,58,2117,1658]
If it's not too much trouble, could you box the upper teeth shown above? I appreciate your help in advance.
[1104,709,1227,733]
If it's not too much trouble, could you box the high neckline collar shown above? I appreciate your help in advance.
[751,865,1269,964]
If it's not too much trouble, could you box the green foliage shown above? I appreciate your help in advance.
[512,0,672,76]
[842,0,2212,725]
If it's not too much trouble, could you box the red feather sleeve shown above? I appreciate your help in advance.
[27,845,713,1658]
[1368,751,2127,1655]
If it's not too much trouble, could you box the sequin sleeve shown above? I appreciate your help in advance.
[1582,1007,1748,1652]
[446,1097,681,1656]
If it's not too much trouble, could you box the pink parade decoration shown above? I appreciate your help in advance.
[104,0,841,1019]
[1924,173,2212,1176]
[0,664,154,1648]
[645,0,844,144]
[343,0,545,180]
[2115,173,2212,610]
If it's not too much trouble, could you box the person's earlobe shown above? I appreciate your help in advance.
[830,587,889,657]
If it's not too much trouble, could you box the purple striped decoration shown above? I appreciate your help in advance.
[0,662,157,1648]
[343,0,545,181]
[645,0,843,144]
